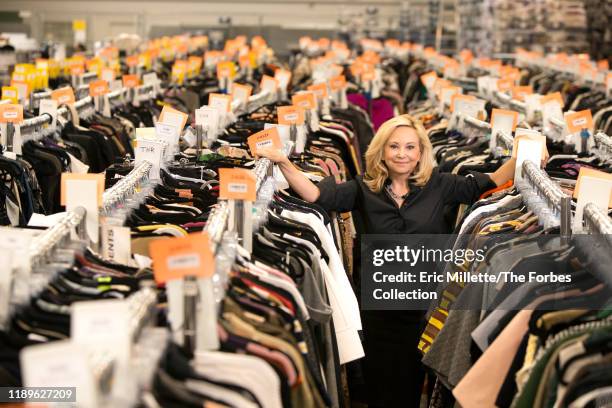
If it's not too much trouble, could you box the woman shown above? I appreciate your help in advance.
[258,114,521,407]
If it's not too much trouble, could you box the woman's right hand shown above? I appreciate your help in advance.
[255,147,289,164]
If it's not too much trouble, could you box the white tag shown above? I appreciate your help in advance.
[275,71,291,90]
[228,182,248,193]
[27,212,68,228]
[515,138,544,180]
[21,340,98,407]
[101,225,132,264]
[455,98,485,118]
[209,97,231,115]
[14,82,28,104]
[542,100,563,131]
[573,176,612,232]
[232,85,250,104]
[155,122,180,150]
[67,152,89,174]
[183,127,197,147]
[195,106,220,134]
[110,79,123,92]
[490,112,516,150]
[143,72,159,85]
[65,178,99,244]
[3,150,16,160]
[477,76,489,97]
[135,139,164,180]
[12,125,22,155]
[264,123,290,145]
[133,253,153,269]
[167,253,200,269]
[135,127,157,140]
[159,111,185,131]
[525,94,542,123]
[71,299,131,364]
[39,99,58,130]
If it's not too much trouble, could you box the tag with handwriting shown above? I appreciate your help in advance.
[307,83,328,100]
[232,83,252,104]
[292,92,317,110]
[89,80,109,97]
[209,93,232,113]
[122,74,139,88]
[159,105,188,130]
[0,104,24,123]
[52,86,76,105]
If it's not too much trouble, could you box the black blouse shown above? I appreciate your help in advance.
[315,168,496,234]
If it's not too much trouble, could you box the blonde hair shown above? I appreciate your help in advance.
[364,114,434,193]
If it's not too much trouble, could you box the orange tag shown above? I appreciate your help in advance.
[497,78,514,92]
[70,65,85,76]
[219,168,256,201]
[60,173,104,206]
[420,71,438,89]
[239,54,251,69]
[208,93,232,113]
[89,80,109,97]
[150,233,214,283]
[175,188,193,199]
[491,109,519,132]
[122,74,139,88]
[0,104,23,123]
[449,94,475,113]
[260,75,278,92]
[231,83,252,104]
[307,83,328,99]
[292,92,317,110]
[597,59,609,71]
[573,168,612,208]
[540,92,564,107]
[329,75,347,91]
[51,87,76,106]
[126,55,139,67]
[361,69,376,82]
[565,110,594,134]
[247,127,282,155]
[277,105,305,125]
[159,105,188,130]
[511,85,533,101]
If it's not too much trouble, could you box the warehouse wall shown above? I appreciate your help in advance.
[0,0,403,50]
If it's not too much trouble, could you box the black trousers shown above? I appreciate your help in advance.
[361,310,426,408]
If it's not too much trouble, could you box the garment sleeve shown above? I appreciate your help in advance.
[441,171,497,205]
[315,176,359,213]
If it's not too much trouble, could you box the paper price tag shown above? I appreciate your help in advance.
[329,75,347,91]
[21,341,97,407]
[209,93,232,113]
[155,122,180,149]
[217,61,236,80]
[100,68,115,83]
[1,86,18,104]
[10,81,29,101]
[307,83,328,100]
[274,69,292,90]
[143,72,159,85]
[450,94,475,113]
[150,233,214,283]
[511,85,533,101]
[420,71,438,89]
[159,105,188,130]
[515,137,544,181]
[512,129,547,160]
[573,168,612,208]
[39,99,58,130]
[0,104,24,123]
[277,105,305,125]
[51,86,76,106]
[491,108,518,134]
[219,167,256,201]
[565,109,594,134]
[541,92,564,129]
[122,74,139,88]
[61,173,104,243]
[126,55,139,67]
[260,75,278,93]
[292,92,317,110]
[247,127,282,155]
[89,79,109,97]
[231,83,252,104]
[264,123,290,145]
[135,139,164,180]
[195,106,220,132]
[71,299,131,363]
[440,86,461,107]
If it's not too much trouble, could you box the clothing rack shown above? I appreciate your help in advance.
[520,160,572,241]
[29,206,87,266]
[593,131,612,159]
[101,160,153,216]
[246,90,275,113]
[20,95,94,132]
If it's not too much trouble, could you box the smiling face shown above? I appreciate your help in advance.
[383,126,422,178]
